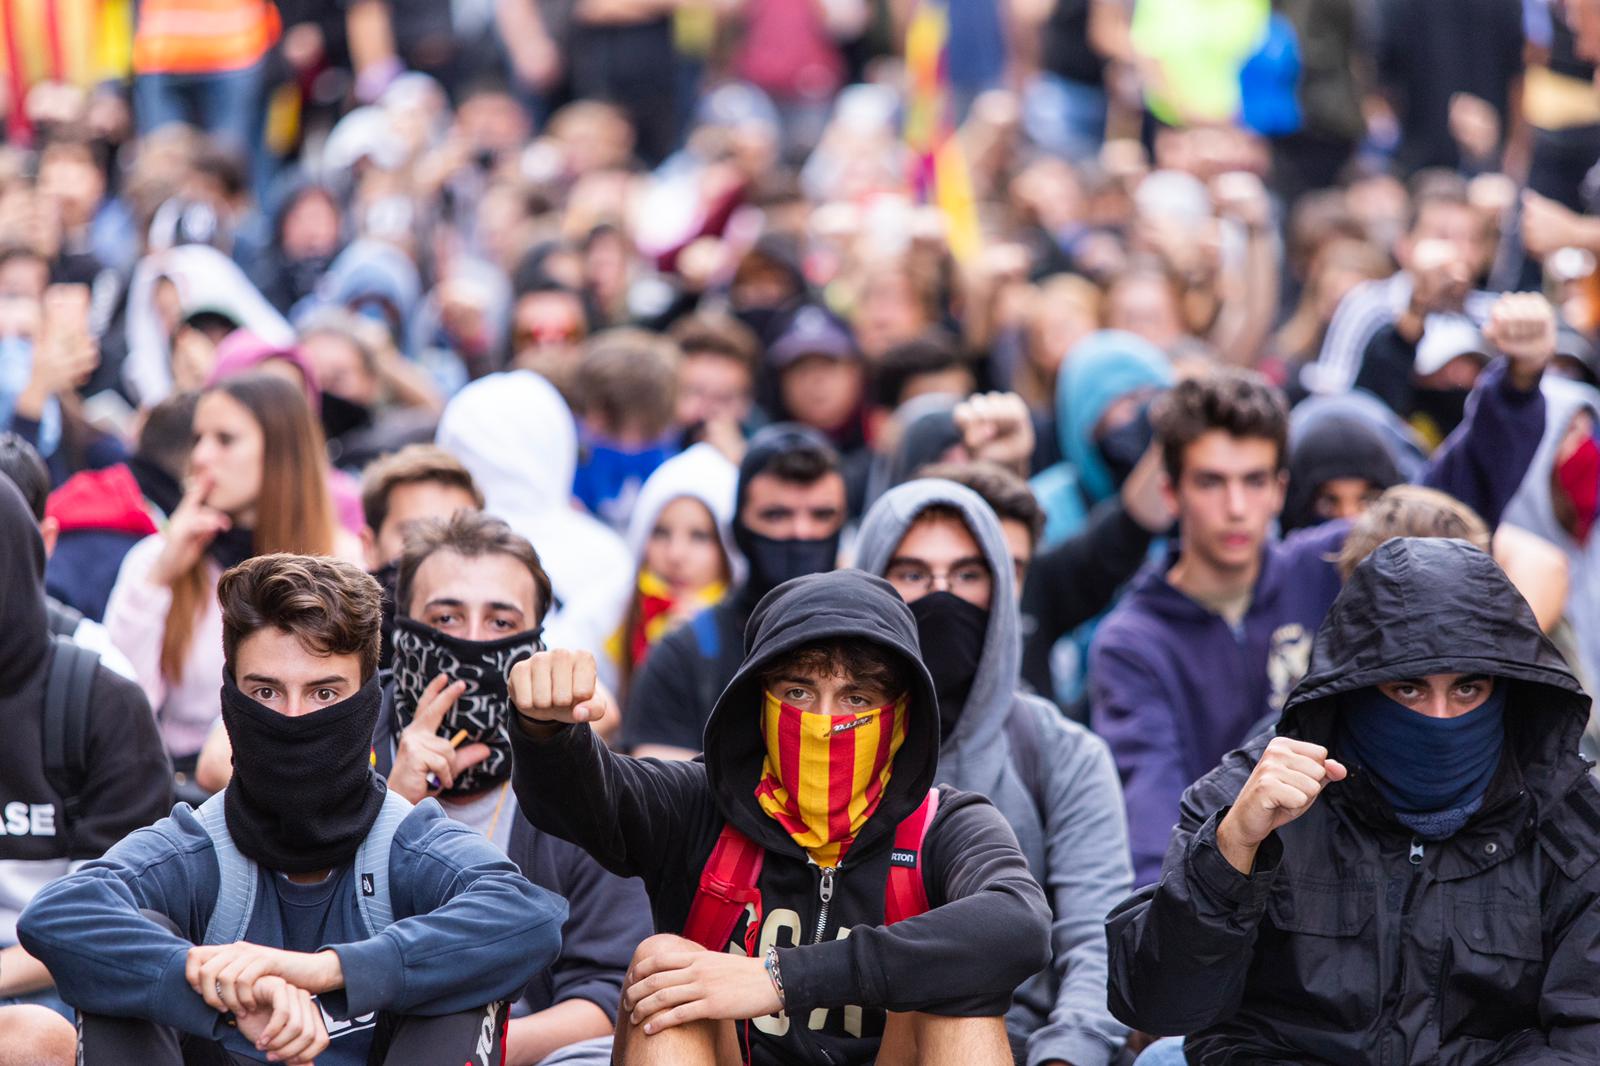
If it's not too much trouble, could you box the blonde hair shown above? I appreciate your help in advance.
[1336,484,1491,579]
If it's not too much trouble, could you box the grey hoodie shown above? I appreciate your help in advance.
[855,479,1132,1066]
[1503,376,1600,689]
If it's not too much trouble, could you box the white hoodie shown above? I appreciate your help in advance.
[435,371,633,682]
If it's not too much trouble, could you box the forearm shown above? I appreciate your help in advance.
[346,0,399,93]
[506,999,613,1066]
[1105,813,1278,1034]
[1421,359,1545,528]
[510,716,704,883]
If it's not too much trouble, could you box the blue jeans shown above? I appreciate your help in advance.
[1135,1037,1189,1065]
[134,61,270,190]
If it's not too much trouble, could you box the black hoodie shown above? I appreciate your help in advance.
[511,570,1051,1066]
[0,478,172,940]
[1281,414,1404,533]
[1107,538,1600,1063]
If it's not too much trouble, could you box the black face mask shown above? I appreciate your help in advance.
[1411,387,1471,440]
[1096,406,1153,489]
[733,525,841,603]
[390,617,542,796]
[321,391,373,443]
[909,591,989,742]
[220,674,385,874]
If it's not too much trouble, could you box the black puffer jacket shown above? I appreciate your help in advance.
[1107,537,1600,1065]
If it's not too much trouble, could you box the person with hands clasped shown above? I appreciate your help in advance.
[1108,537,1600,1064]
[507,569,1052,1066]
[20,553,565,1065]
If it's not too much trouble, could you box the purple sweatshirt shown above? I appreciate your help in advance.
[1091,358,1545,884]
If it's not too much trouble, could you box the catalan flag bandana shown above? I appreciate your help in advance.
[754,691,909,868]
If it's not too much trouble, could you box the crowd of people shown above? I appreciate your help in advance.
[4,0,1600,1063]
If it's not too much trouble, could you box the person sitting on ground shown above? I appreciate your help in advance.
[194,513,655,1066]
[20,553,566,1065]
[856,478,1133,1066]
[1092,293,1555,884]
[508,569,1052,1066]
[0,476,171,1065]
[1108,537,1600,1063]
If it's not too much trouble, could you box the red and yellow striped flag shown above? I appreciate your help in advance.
[904,0,981,265]
[755,692,908,867]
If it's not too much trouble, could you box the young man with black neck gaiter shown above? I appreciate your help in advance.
[20,554,565,1065]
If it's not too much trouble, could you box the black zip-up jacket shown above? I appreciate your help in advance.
[1106,537,1600,1064]
[510,570,1051,1066]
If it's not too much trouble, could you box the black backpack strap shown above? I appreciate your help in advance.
[45,598,83,639]
[1004,702,1048,826]
[43,638,100,849]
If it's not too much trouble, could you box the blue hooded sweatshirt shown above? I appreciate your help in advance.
[1029,331,1174,546]
[1091,356,1547,884]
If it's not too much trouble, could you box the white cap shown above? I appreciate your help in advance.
[1414,314,1488,377]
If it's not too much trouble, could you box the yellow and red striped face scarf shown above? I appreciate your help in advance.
[754,691,909,868]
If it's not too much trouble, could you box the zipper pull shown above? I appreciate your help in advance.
[1409,838,1425,865]
[819,867,835,905]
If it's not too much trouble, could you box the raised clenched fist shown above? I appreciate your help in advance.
[1216,736,1347,874]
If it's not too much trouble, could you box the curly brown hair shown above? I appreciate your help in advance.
[219,554,383,683]
[1151,367,1289,484]
[759,639,915,702]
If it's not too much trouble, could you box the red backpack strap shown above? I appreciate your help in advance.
[884,788,941,925]
[682,823,766,954]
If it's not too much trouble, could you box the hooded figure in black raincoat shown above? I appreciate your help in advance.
[1107,536,1600,1064]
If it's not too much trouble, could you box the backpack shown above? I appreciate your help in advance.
[45,599,83,639]
[42,637,100,852]
[195,788,415,945]
[682,788,941,958]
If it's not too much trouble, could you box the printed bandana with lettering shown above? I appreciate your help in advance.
[754,691,908,867]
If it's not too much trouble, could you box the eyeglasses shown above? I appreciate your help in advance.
[885,561,993,596]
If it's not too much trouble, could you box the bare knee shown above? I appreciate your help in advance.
[628,933,703,971]
[880,1012,1010,1066]
[0,1005,75,1066]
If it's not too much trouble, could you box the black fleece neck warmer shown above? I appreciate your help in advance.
[909,591,989,741]
[390,617,542,796]
[221,675,386,874]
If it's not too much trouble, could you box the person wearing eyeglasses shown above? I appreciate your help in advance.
[854,478,1134,1066]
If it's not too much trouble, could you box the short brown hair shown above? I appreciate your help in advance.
[760,638,915,701]
[575,328,681,438]
[1151,368,1289,483]
[219,554,384,683]
[668,312,760,374]
[396,511,553,624]
[917,460,1045,547]
[360,444,484,534]
[1336,485,1490,579]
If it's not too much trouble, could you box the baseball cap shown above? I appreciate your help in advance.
[767,304,859,368]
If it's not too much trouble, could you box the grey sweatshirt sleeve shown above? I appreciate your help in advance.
[1028,716,1134,1066]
